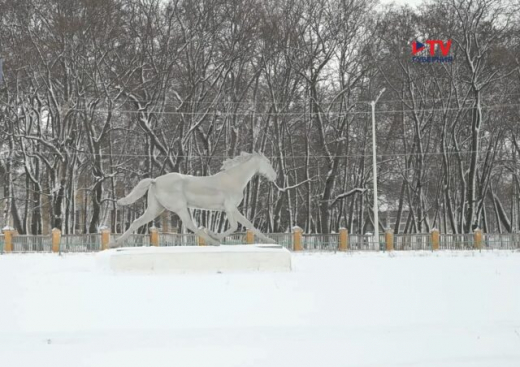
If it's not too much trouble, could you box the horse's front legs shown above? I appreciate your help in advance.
[205,211,238,241]
[176,209,221,246]
[232,210,275,243]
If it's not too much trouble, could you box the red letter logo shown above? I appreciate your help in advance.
[438,40,452,56]
[425,40,452,56]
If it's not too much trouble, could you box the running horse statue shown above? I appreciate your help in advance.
[111,152,277,247]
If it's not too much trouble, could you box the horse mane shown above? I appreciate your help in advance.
[221,151,258,171]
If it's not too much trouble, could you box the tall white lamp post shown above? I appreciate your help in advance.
[371,88,385,248]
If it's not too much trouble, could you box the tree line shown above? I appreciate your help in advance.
[0,0,519,235]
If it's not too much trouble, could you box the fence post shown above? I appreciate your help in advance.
[52,228,61,253]
[198,227,206,246]
[3,228,13,253]
[246,229,254,244]
[101,228,111,250]
[431,228,440,251]
[474,228,483,250]
[339,228,348,251]
[150,227,159,247]
[293,226,303,251]
[385,228,394,251]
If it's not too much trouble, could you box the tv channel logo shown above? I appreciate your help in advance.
[412,40,453,63]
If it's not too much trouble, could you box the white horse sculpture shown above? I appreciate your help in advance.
[111,152,277,247]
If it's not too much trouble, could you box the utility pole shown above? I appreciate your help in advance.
[371,88,385,248]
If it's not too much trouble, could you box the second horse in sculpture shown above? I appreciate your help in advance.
[112,152,277,247]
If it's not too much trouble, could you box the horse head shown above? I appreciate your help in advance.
[253,152,277,182]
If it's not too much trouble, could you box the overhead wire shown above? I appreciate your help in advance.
[3,102,517,116]
[2,72,520,107]
[0,97,518,160]
[29,92,520,107]
[0,148,511,160]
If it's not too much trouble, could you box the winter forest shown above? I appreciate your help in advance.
[0,0,519,236]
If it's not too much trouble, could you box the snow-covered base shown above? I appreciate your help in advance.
[97,244,291,273]
[1,251,520,367]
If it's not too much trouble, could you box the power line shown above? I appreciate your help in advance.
[6,102,517,116]
[47,92,520,106]
[0,147,510,160]
[2,83,520,107]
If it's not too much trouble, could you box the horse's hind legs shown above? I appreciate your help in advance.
[110,196,164,248]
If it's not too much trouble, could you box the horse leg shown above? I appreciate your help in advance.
[111,196,164,248]
[176,209,221,246]
[206,211,238,240]
[232,210,275,243]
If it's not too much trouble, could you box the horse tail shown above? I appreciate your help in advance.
[117,178,155,206]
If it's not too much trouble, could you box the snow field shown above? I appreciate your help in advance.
[0,250,519,367]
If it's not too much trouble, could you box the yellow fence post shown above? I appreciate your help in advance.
[385,228,394,251]
[52,228,61,253]
[150,227,159,247]
[293,226,303,251]
[431,228,440,251]
[198,227,206,246]
[101,228,111,250]
[339,228,348,251]
[474,228,483,250]
[246,229,254,244]
[3,228,13,253]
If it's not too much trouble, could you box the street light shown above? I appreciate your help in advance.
[371,88,385,248]
[0,58,3,86]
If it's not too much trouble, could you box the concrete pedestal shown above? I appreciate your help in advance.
[97,244,291,273]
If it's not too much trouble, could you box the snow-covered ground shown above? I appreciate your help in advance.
[1,250,519,367]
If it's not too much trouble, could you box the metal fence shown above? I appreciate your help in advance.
[485,233,520,250]
[160,232,198,246]
[112,234,151,247]
[221,232,246,245]
[349,234,385,251]
[439,234,475,250]
[394,233,431,251]
[269,233,293,250]
[61,234,101,252]
[1,231,520,253]
[12,235,52,252]
[302,233,339,251]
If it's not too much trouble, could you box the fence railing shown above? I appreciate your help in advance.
[12,235,52,253]
[269,233,292,250]
[349,234,385,251]
[302,233,340,251]
[439,233,474,250]
[221,232,246,245]
[1,227,519,254]
[485,233,520,250]
[394,233,431,251]
[160,232,198,246]
[113,234,151,248]
[61,234,101,252]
